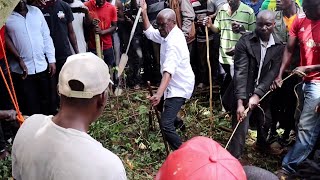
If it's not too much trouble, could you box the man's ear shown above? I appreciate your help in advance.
[56,85,61,97]
[97,91,108,108]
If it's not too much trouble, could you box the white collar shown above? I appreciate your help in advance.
[260,34,275,48]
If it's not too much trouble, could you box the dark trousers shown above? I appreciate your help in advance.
[127,34,143,87]
[160,97,185,150]
[228,97,272,158]
[0,60,18,151]
[220,63,234,97]
[12,70,51,116]
[270,74,302,138]
[142,37,161,85]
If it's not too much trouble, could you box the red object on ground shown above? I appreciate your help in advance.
[156,136,246,180]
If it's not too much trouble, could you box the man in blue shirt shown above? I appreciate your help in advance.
[241,0,264,15]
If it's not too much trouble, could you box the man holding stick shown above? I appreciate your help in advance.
[229,10,284,158]
[141,0,195,150]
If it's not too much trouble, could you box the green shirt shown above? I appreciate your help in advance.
[261,0,302,11]
[214,2,256,64]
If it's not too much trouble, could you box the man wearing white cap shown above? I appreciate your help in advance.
[11,53,127,180]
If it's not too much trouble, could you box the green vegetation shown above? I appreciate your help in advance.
[0,88,281,179]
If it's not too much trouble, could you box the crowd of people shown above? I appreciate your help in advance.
[0,0,320,179]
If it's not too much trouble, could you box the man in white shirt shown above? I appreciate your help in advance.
[12,53,127,180]
[63,0,90,53]
[5,0,56,116]
[141,2,195,150]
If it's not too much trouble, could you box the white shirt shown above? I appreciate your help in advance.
[256,34,275,85]
[6,5,55,75]
[12,114,127,180]
[70,0,87,53]
[144,26,195,99]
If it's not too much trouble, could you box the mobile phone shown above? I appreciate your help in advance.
[71,7,85,13]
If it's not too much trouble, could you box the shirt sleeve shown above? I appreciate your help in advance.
[162,44,180,76]
[64,3,74,23]
[289,16,299,37]
[144,26,163,44]
[247,11,256,31]
[39,8,56,63]
[213,10,221,30]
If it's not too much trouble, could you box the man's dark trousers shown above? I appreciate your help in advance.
[160,97,185,150]
[228,97,272,158]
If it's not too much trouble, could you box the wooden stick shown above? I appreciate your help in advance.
[147,81,170,155]
[93,19,102,59]
[205,27,214,130]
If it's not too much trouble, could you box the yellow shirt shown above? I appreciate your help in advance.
[283,14,297,31]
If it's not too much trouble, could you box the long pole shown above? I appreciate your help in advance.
[205,27,214,128]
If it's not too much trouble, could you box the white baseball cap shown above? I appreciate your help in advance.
[58,52,113,99]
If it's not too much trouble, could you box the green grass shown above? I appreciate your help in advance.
[0,88,281,179]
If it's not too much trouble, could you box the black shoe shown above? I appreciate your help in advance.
[174,120,186,131]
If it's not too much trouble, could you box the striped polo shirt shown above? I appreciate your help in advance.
[214,2,256,64]
[261,0,302,11]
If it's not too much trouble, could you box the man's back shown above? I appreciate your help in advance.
[12,114,127,180]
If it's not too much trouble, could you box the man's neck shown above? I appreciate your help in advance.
[230,3,240,15]
[283,3,297,18]
[52,108,93,132]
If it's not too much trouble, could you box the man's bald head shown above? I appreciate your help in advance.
[257,10,275,23]
[157,8,176,23]
[255,10,276,41]
[156,8,177,38]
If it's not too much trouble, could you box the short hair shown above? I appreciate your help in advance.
[157,8,176,23]
[60,80,97,107]
[257,10,276,21]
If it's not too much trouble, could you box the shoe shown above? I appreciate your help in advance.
[174,119,186,131]
[253,142,284,155]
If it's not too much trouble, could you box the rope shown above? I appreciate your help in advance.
[224,73,296,149]
[0,34,24,124]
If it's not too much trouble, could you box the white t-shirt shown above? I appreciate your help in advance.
[70,0,87,53]
[12,114,127,180]
[144,26,195,100]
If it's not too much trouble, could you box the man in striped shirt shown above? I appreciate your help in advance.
[205,0,256,102]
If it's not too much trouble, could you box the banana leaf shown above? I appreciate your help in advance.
[0,0,20,27]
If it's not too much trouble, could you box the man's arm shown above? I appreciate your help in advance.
[0,110,16,120]
[97,21,117,35]
[274,36,298,86]
[116,0,125,22]
[5,33,28,79]
[179,0,195,38]
[204,14,220,33]
[40,9,56,77]
[67,22,79,54]
[233,36,249,121]
[141,0,162,44]
[149,72,171,106]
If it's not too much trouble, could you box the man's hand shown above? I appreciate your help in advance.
[18,58,28,79]
[3,110,17,121]
[232,22,245,34]
[95,26,103,35]
[237,104,245,122]
[203,16,213,27]
[148,93,162,107]
[140,0,147,13]
[270,76,283,90]
[225,47,235,56]
[48,63,56,77]
[293,66,308,77]
[248,94,260,110]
